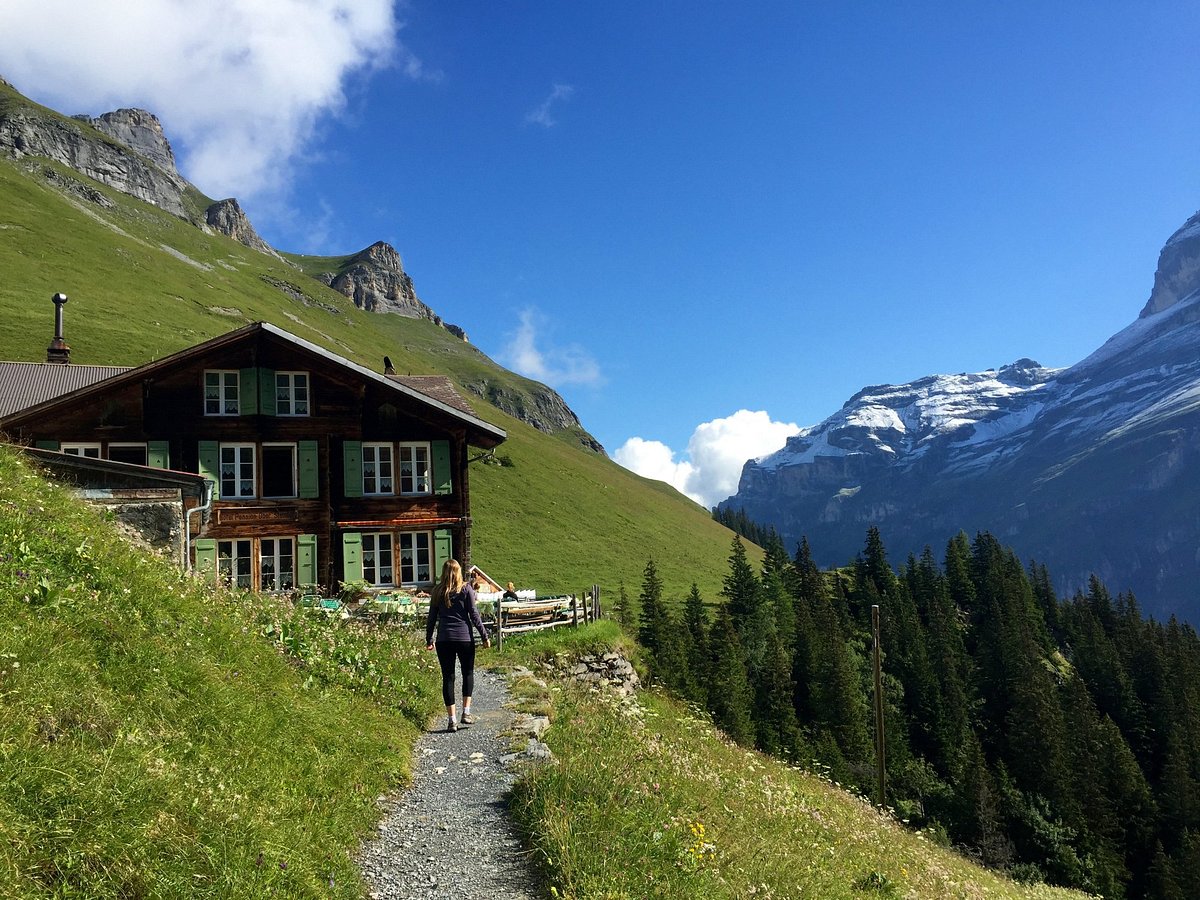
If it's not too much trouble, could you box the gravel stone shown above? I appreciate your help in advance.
[357,669,545,899]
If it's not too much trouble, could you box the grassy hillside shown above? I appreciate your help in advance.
[0,141,750,600]
[0,445,442,896]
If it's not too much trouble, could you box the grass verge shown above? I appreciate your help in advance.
[494,624,1088,900]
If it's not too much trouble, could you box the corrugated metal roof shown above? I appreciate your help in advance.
[388,375,478,416]
[0,362,130,418]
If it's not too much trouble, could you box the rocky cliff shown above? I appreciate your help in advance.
[723,209,1200,622]
[1141,209,1200,317]
[86,108,182,181]
[0,101,190,218]
[205,198,281,260]
[314,241,449,324]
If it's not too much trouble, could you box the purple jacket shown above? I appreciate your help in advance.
[426,584,489,644]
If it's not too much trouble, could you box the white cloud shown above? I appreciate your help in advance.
[501,308,603,388]
[614,437,697,497]
[525,83,575,127]
[615,410,800,508]
[0,0,418,202]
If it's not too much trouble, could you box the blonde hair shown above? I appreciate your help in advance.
[434,558,464,608]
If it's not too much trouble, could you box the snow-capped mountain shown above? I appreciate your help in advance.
[723,208,1200,622]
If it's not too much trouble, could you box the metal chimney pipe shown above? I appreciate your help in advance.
[46,293,70,364]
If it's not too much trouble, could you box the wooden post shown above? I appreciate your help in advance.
[871,604,887,808]
[495,600,504,651]
[571,594,578,628]
[592,584,600,620]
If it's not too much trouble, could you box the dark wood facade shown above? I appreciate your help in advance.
[0,322,506,593]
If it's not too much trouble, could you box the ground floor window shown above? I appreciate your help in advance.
[362,532,394,586]
[260,537,295,591]
[398,531,432,585]
[107,443,148,465]
[217,538,253,589]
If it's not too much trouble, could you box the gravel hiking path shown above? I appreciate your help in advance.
[358,668,546,900]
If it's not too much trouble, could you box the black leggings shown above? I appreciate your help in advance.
[435,641,477,706]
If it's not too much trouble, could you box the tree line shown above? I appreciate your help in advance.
[621,528,1200,898]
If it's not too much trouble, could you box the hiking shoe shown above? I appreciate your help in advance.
[460,713,476,726]
[446,718,458,732]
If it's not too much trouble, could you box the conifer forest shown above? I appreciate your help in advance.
[629,528,1200,898]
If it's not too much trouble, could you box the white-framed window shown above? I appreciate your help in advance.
[275,371,310,416]
[261,443,297,499]
[398,442,431,495]
[362,532,394,586]
[219,443,256,499]
[260,537,295,591]
[398,531,432,586]
[107,443,148,466]
[204,370,240,416]
[217,538,253,589]
[62,442,101,458]
[363,443,394,495]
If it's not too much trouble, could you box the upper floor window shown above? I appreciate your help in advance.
[398,442,431,495]
[275,372,310,416]
[204,370,239,416]
[262,443,297,499]
[363,443,394,495]
[62,442,101,458]
[220,443,256,499]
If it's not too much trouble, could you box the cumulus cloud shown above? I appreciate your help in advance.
[501,308,603,388]
[615,410,800,508]
[0,0,419,202]
[525,83,575,127]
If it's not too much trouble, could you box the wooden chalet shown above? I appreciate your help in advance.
[0,317,506,593]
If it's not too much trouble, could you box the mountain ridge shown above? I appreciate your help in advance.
[725,208,1200,622]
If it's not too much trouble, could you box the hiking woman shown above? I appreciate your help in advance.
[426,558,491,732]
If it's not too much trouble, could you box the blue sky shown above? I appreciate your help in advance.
[3,2,1199,506]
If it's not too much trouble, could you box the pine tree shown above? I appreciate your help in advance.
[722,535,761,634]
[682,583,710,706]
[637,559,665,656]
[614,580,637,631]
[706,607,755,746]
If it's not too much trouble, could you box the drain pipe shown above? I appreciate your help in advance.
[184,478,215,571]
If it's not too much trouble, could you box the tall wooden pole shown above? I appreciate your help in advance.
[871,604,887,808]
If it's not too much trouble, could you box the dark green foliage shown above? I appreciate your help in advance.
[628,522,1200,898]
[711,506,781,549]
[614,581,637,631]
[681,584,710,705]
[706,608,755,745]
[637,559,666,656]
[721,535,760,632]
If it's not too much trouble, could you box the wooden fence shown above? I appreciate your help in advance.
[303,584,602,649]
[491,584,601,650]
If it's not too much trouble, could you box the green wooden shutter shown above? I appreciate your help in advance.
[343,440,363,498]
[433,529,453,579]
[238,368,258,415]
[259,368,277,416]
[194,537,217,579]
[432,440,452,495]
[297,534,318,587]
[34,440,60,450]
[198,440,220,499]
[147,440,170,469]
[298,440,319,498]
[342,532,363,583]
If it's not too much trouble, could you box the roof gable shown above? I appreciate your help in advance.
[0,322,507,447]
